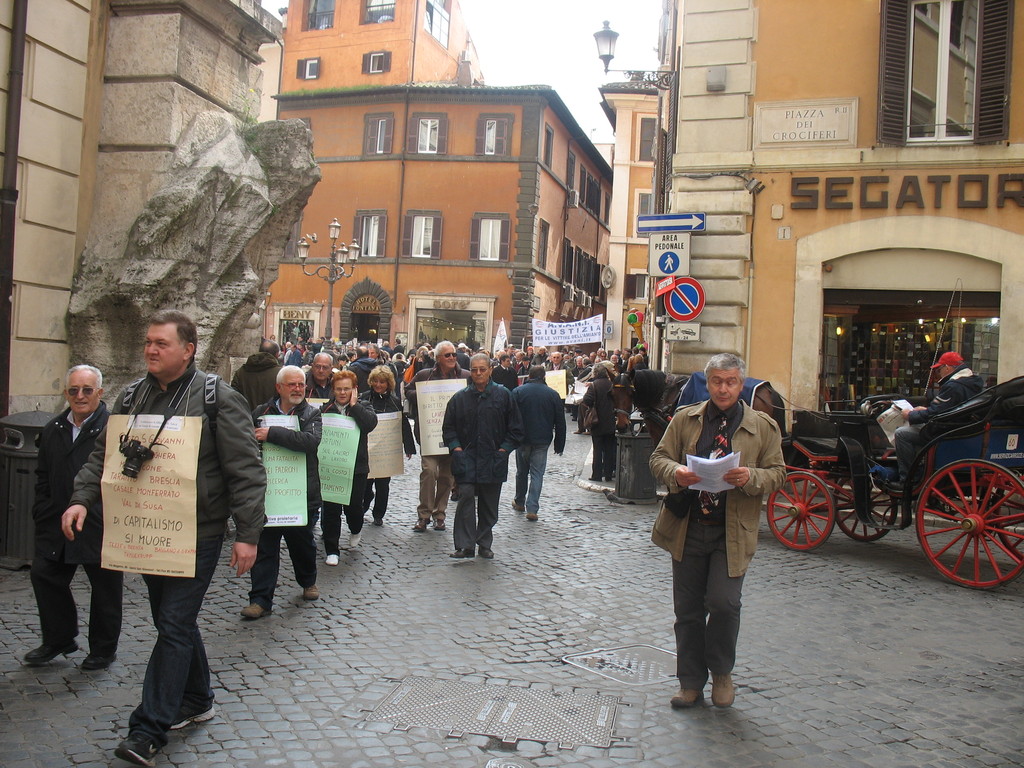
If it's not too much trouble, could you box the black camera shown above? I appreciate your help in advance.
[119,436,155,478]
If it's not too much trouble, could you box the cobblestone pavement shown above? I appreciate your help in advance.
[1,429,1022,768]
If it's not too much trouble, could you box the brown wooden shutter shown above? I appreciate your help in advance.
[382,51,392,73]
[363,120,378,154]
[474,118,485,155]
[297,59,305,79]
[401,214,414,256]
[430,216,442,259]
[436,117,448,154]
[406,117,419,153]
[362,53,371,74]
[499,219,510,261]
[975,0,1013,143]
[877,0,910,146]
[381,116,393,153]
[353,214,363,248]
[469,217,481,259]
[624,274,637,298]
[495,119,509,156]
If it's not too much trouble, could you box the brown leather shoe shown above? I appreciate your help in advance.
[412,519,428,532]
[240,604,270,620]
[711,673,735,708]
[670,688,703,708]
[302,585,320,601]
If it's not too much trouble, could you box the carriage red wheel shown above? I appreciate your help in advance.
[834,478,894,542]
[915,460,1024,589]
[766,471,836,551]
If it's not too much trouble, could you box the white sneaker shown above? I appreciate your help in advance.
[325,554,339,566]
[349,533,362,548]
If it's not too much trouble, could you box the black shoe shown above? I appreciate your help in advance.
[170,703,216,730]
[114,733,159,767]
[478,548,494,559]
[589,476,602,482]
[372,517,384,526]
[81,652,116,670]
[449,548,474,558]
[23,641,78,666]
[882,480,904,495]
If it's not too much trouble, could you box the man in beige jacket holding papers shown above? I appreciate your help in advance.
[649,353,784,711]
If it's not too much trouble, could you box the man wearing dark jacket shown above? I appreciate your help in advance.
[891,351,984,487]
[442,353,524,559]
[347,345,380,393]
[510,366,566,521]
[407,341,470,531]
[304,352,335,400]
[491,353,519,391]
[63,310,266,767]
[244,365,322,619]
[231,339,281,411]
[26,364,122,671]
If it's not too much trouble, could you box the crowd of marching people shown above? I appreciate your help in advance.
[23,311,660,766]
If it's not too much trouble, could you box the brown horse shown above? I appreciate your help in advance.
[614,369,787,446]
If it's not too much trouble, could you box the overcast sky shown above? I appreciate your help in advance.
[261,0,663,145]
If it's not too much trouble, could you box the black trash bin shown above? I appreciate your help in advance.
[0,411,52,568]
[615,433,657,502]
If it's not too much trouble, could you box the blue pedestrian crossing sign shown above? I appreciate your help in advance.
[648,232,691,276]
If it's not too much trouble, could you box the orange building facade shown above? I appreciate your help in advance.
[266,0,611,349]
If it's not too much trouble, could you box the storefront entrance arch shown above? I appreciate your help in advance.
[340,278,392,345]
[791,217,1024,410]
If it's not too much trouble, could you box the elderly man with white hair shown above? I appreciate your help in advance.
[25,364,122,671]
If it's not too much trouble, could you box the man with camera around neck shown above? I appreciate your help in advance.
[62,310,266,767]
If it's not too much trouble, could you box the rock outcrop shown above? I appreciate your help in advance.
[70,112,320,393]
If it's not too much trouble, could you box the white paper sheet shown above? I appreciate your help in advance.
[686,451,741,493]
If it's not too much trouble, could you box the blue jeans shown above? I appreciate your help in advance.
[514,444,549,515]
[129,536,222,746]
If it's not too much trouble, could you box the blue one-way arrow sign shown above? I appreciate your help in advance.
[637,213,706,233]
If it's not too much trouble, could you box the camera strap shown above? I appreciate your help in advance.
[122,372,198,450]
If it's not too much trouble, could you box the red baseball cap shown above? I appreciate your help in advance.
[931,351,964,369]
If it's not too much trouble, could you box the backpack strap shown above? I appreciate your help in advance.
[119,377,147,415]
[204,373,220,437]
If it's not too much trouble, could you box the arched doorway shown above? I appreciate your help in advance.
[340,278,393,344]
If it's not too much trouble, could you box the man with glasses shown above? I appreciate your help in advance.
[243,366,322,619]
[649,353,784,710]
[305,351,335,400]
[62,310,266,767]
[442,353,523,559]
[407,340,470,532]
[25,364,122,671]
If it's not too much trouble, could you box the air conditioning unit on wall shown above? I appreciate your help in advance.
[567,190,580,208]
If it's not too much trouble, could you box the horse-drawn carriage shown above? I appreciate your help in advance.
[767,377,1024,589]
[623,369,1024,590]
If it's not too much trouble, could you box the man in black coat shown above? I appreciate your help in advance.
[231,339,281,411]
[26,364,122,670]
[442,353,524,559]
[491,353,519,391]
[243,366,322,619]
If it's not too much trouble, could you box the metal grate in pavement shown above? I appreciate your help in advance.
[562,644,677,686]
[366,676,619,748]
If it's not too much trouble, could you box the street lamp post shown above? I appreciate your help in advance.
[295,217,360,343]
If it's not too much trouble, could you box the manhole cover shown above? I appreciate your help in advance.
[562,644,676,686]
[366,676,619,748]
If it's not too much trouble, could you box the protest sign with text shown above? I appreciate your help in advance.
[100,414,200,577]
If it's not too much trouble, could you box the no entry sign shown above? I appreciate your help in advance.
[664,277,706,322]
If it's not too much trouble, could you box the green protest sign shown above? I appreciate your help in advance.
[319,412,360,504]
[262,442,307,526]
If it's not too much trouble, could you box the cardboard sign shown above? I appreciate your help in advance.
[415,379,466,456]
[367,412,404,479]
[100,414,200,577]
[545,368,568,399]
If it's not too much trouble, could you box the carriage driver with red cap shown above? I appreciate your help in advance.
[889,351,984,491]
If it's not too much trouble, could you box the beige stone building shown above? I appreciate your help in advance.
[658,0,1021,410]
[0,0,280,414]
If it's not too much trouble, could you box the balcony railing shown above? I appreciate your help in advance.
[307,11,334,30]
